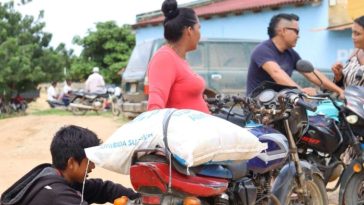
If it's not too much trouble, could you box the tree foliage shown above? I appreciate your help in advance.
[0,2,70,100]
[71,21,135,84]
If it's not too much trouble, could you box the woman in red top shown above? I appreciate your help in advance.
[147,0,209,113]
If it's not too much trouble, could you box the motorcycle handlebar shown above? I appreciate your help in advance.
[205,98,219,104]
[295,98,317,112]
[231,96,248,104]
[313,93,331,98]
[284,93,317,112]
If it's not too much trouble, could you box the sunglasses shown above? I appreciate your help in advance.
[285,27,299,35]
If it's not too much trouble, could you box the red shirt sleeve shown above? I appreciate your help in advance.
[147,50,177,110]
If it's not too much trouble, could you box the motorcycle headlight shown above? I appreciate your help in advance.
[346,115,359,124]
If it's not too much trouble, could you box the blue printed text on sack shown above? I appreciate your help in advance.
[100,133,154,149]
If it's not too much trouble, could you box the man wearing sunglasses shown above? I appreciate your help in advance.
[246,13,343,97]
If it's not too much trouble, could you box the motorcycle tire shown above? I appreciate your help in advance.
[111,98,121,116]
[71,98,88,116]
[281,174,328,205]
[19,103,27,113]
[343,172,364,205]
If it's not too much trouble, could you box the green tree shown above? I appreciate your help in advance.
[72,21,135,84]
[0,2,70,100]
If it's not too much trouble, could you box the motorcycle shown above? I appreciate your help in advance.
[10,95,27,113]
[69,86,119,115]
[128,108,293,205]
[287,61,364,205]
[69,90,106,115]
[237,81,328,205]
[0,96,11,115]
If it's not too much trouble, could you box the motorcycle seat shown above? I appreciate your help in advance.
[197,161,249,180]
[136,152,248,180]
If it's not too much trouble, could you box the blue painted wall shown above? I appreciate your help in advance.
[135,0,353,71]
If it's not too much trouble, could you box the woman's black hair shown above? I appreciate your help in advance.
[161,0,198,42]
[267,13,299,38]
[50,125,101,170]
[354,16,364,28]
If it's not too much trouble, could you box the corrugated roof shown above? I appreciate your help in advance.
[327,23,352,31]
[311,23,352,32]
[134,0,319,28]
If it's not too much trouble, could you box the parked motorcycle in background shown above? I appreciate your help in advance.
[286,60,364,205]
[10,95,27,113]
[70,90,106,115]
[0,89,39,115]
[69,85,121,116]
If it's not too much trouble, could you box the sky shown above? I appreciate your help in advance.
[10,0,193,52]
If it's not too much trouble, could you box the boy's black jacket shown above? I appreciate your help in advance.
[1,163,140,205]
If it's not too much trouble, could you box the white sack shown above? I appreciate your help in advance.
[166,110,267,167]
[85,109,267,174]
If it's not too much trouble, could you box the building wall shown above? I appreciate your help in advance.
[135,0,353,70]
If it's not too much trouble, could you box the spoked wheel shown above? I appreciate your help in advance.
[343,172,364,205]
[71,98,88,116]
[18,102,28,114]
[0,104,10,115]
[111,97,122,116]
[284,174,328,205]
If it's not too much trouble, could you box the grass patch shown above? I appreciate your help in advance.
[30,108,127,122]
[31,108,72,116]
[1,107,129,124]
[0,113,27,120]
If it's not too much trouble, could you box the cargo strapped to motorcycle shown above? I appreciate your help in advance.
[162,109,177,193]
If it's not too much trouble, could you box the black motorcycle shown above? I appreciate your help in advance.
[283,59,364,204]
[292,85,364,205]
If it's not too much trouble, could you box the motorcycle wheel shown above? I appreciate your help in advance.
[282,174,328,205]
[71,98,88,116]
[19,102,27,113]
[111,98,122,116]
[343,172,364,205]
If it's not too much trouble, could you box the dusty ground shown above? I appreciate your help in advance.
[0,91,339,204]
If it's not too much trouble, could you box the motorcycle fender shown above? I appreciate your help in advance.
[272,161,323,201]
[338,159,364,205]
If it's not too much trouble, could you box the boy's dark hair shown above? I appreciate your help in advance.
[161,0,198,42]
[354,15,364,28]
[50,125,101,170]
[267,13,299,38]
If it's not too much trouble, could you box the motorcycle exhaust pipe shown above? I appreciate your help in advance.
[69,103,94,110]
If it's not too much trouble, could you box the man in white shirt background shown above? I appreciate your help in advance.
[47,81,59,102]
[60,79,73,106]
[85,67,106,94]
[47,81,65,107]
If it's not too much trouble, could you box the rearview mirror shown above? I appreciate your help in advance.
[296,59,314,73]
